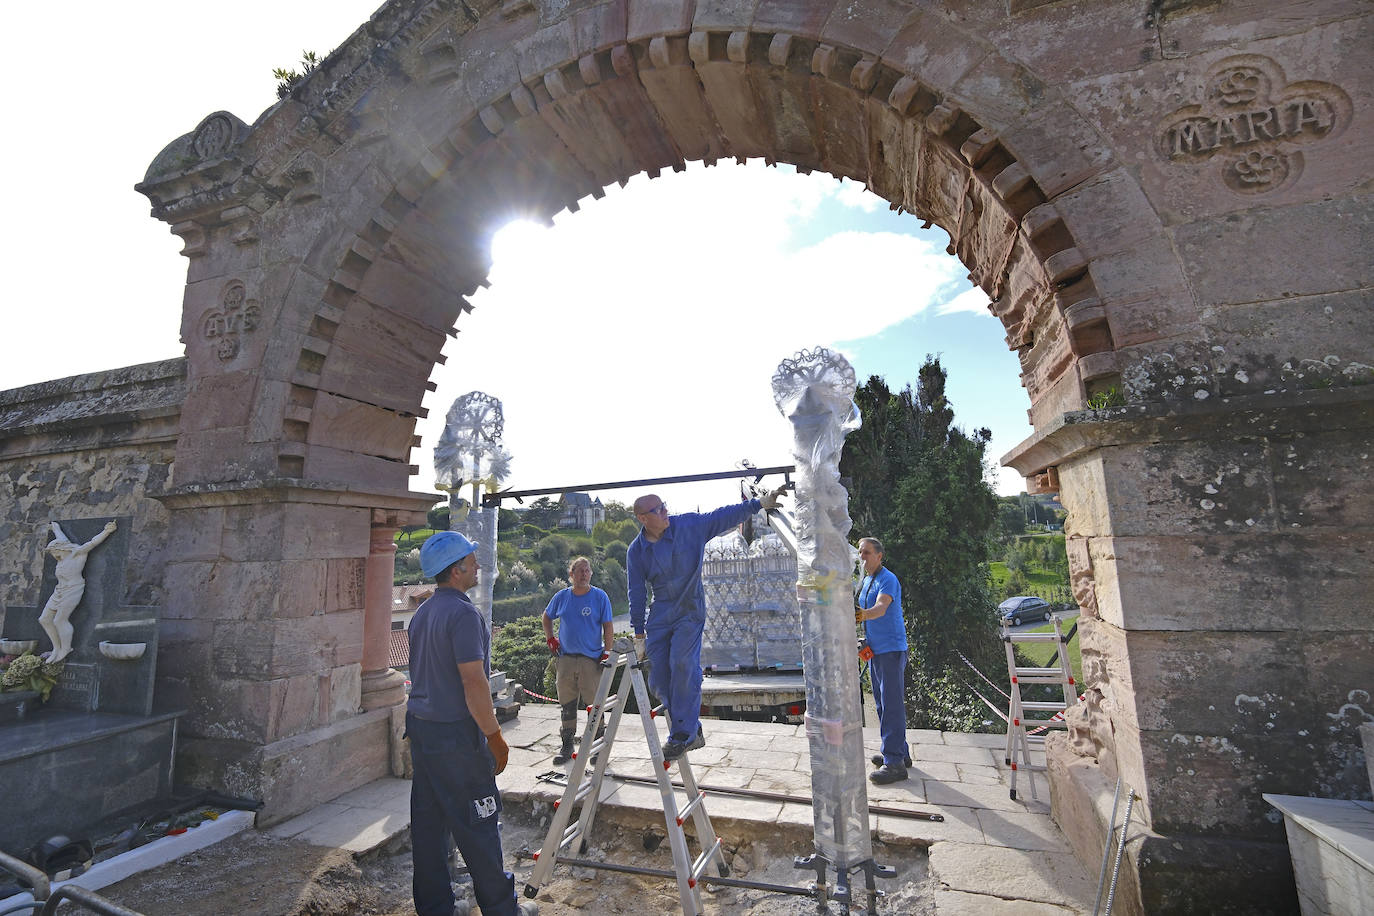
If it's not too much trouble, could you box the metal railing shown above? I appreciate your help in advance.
[0,850,143,916]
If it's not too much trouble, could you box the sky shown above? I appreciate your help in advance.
[2,2,1033,513]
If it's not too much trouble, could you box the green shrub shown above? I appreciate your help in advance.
[569,537,596,559]
[535,534,571,564]
[492,591,553,625]
[491,616,554,700]
[617,520,640,543]
[603,540,628,567]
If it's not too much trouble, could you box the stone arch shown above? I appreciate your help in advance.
[138,4,1372,912]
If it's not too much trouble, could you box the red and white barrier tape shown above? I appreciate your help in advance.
[1026,695,1086,734]
[521,687,557,703]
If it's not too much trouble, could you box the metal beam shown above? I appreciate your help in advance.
[480,465,795,507]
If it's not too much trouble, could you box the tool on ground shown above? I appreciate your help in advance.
[1001,616,1079,800]
[524,638,728,916]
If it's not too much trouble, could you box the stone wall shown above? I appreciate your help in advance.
[0,359,185,612]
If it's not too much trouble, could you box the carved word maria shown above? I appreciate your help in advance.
[1165,99,1334,156]
[1156,55,1351,195]
[201,281,260,361]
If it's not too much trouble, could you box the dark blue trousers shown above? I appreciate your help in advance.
[645,613,705,742]
[406,713,516,916]
[870,650,910,765]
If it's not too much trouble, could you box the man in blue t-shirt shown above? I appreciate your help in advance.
[542,555,615,763]
[407,531,536,916]
[856,536,911,785]
[627,488,784,760]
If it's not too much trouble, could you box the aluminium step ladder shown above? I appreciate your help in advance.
[1002,616,1079,800]
[523,638,729,915]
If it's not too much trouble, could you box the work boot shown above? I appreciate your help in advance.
[553,735,574,765]
[869,763,908,785]
[871,754,913,768]
[663,727,705,761]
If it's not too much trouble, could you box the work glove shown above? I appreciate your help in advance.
[855,606,865,624]
[634,633,647,661]
[546,636,561,656]
[758,485,788,512]
[485,728,509,775]
[599,649,612,665]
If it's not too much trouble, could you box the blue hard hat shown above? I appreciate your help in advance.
[420,531,477,577]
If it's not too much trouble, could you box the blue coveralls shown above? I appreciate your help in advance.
[627,499,760,743]
[406,587,518,916]
[859,565,910,767]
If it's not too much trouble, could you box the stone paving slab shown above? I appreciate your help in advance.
[933,888,1083,915]
[928,842,1096,911]
[975,808,1078,854]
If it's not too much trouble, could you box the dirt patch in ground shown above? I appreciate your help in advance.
[102,804,935,915]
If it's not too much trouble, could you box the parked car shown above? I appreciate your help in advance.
[998,595,1052,626]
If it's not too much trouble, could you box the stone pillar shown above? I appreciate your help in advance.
[157,483,433,824]
[361,514,407,711]
[1005,388,1374,914]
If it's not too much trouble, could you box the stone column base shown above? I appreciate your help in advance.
[360,667,408,711]
[1048,737,1298,915]
[176,706,394,826]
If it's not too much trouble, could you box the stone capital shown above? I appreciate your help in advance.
[1001,385,1374,482]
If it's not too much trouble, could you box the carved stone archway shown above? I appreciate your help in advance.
[137,3,1372,912]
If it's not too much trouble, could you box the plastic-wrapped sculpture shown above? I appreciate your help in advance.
[769,347,886,907]
[434,391,511,632]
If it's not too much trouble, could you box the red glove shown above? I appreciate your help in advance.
[547,636,561,655]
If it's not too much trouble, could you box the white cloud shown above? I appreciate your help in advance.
[416,162,966,508]
[936,286,993,316]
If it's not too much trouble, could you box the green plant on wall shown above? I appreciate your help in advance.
[1086,386,1125,410]
[273,51,320,98]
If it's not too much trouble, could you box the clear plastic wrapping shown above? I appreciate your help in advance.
[433,391,511,632]
[770,347,871,868]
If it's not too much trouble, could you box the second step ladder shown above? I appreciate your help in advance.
[1003,617,1079,801]
[523,637,728,916]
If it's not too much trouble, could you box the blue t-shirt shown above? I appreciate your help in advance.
[407,587,488,722]
[544,586,613,658]
[858,566,907,654]
[627,499,760,633]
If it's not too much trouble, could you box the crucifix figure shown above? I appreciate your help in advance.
[38,520,116,663]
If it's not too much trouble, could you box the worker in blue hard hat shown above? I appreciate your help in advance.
[407,530,537,916]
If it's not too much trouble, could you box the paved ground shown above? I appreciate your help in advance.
[64,703,1098,914]
[267,704,1097,914]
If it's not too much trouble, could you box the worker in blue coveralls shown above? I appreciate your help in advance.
[408,531,537,916]
[627,487,786,760]
[855,536,911,785]
[542,555,615,764]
